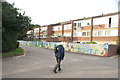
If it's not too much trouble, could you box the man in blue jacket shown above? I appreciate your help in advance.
[53,44,65,73]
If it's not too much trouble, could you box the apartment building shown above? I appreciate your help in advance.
[73,12,119,44]
[26,12,120,45]
[40,26,47,39]
[26,26,47,40]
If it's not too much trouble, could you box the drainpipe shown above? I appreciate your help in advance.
[32,29,34,41]
[118,11,120,45]
[30,30,32,41]
[71,20,74,42]
[39,27,40,41]
[62,24,64,42]
[46,25,52,42]
[118,1,120,45]
[90,17,93,42]
[46,25,49,42]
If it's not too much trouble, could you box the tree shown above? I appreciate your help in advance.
[2,1,32,53]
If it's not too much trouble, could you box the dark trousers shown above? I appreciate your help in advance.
[54,57,61,71]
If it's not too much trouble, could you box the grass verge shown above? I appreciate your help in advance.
[0,47,24,58]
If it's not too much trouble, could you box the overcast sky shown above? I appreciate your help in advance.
[6,0,119,26]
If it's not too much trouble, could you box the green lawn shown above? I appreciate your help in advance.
[0,47,24,58]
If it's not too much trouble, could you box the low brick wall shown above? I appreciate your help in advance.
[18,41,117,57]
[108,45,118,56]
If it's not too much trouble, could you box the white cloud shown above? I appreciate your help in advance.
[6,0,118,26]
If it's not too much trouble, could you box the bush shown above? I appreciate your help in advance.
[117,46,120,55]
[2,29,18,53]
[2,2,31,53]
[86,42,97,44]
[1,47,24,58]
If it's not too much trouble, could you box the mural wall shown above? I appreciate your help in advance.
[18,41,109,57]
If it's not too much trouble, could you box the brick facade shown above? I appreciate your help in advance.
[26,12,120,45]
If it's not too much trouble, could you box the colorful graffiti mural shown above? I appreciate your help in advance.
[18,41,109,57]
[64,43,108,56]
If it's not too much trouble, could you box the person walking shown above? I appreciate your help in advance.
[53,44,65,73]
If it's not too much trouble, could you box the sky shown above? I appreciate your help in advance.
[6,0,119,26]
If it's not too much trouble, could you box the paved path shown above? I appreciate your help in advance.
[2,45,118,78]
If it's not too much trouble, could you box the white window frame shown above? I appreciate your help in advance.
[82,31,89,37]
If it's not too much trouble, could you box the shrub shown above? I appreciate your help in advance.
[2,29,18,53]
[86,42,97,44]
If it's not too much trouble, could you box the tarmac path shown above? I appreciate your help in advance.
[2,45,118,78]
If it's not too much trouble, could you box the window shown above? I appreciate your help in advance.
[87,22,89,25]
[40,35,43,37]
[93,31,97,36]
[78,23,81,27]
[74,28,76,30]
[78,23,80,27]
[109,18,111,27]
[82,32,89,36]
[87,32,89,36]
[73,32,77,37]
[64,24,72,30]
[79,23,81,27]
[77,23,81,27]
[98,31,103,36]
[58,27,60,30]
[105,30,110,36]
[44,35,46,38]
[73,23,77,26]
[82,32,86,36]
[66,26,69,29]
[52,27,55,31]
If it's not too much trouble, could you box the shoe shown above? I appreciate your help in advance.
[53,70,57,73]
[58,69,61,71]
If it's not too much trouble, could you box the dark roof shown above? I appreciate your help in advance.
[60,21,71,24]
[43,11,120,27]
[74,11,120,21]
